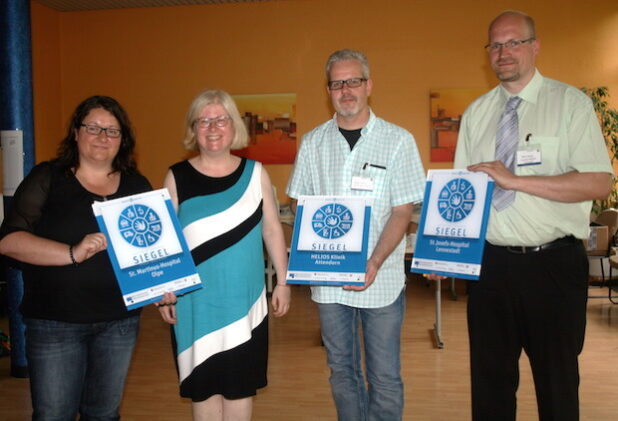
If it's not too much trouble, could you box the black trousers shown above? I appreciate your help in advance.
[468,240,588,421]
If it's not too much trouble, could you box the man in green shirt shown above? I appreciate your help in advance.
[455,10,613,421]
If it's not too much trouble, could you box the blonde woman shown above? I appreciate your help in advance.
[158,90,290,421]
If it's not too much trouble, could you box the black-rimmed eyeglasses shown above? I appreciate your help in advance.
[80,124,122,138]
[484,37,535,53]
[327,77,367,90]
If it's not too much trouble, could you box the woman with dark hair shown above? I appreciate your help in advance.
[0,95,151,420]
[55,95,138,174]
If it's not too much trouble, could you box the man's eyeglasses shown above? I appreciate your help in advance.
[484,37,535,53]
[80,124,121,138]
[194,115,231,129]
[327,77,367,91]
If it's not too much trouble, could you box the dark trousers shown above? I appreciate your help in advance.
[468,240,588,421]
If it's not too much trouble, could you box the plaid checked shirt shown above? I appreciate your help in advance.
[287,110,425,308]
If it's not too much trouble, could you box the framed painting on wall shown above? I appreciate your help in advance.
[231,93,297,165]
[430,89,485,162]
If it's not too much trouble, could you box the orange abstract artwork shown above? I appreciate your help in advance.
[231,93,297,165]
[430,89,485,162]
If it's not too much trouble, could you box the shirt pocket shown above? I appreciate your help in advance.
[518,136,561,176]
[359,167,391,218]
[353,166,388,198]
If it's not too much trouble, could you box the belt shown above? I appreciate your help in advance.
[498,235,579,254]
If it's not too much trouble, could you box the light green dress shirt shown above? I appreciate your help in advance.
[455,70,613,246]
[287,110,425,308]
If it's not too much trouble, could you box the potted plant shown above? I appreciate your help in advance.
[582,87,618,286]
[581,86,618,213]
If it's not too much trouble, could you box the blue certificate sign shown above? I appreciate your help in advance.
[286,196,371,286]
[411,170,494,280]
[92,189,201,309]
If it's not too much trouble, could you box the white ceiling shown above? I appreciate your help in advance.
[33,0,271,12]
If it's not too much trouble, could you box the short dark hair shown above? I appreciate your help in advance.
[55,95,137,174]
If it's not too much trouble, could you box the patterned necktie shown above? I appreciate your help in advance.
[493,96,523,211]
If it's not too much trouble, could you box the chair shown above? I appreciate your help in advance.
[605,255,618,304]
[588,208,618,303]
[594,208,618,240]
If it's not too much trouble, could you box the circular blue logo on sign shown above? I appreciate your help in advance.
[118,204,162,247]
[437,178,475,222]
[312,203,354,239]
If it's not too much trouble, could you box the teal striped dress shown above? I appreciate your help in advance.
[170,158,268,401]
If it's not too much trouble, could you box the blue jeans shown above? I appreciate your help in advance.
[25,316,140,421]
[318,290,405,421]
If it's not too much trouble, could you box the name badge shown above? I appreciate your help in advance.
[351,176,374,191]
[517,148,541,166]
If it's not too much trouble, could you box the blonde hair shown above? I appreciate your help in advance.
[182,89,248,151]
